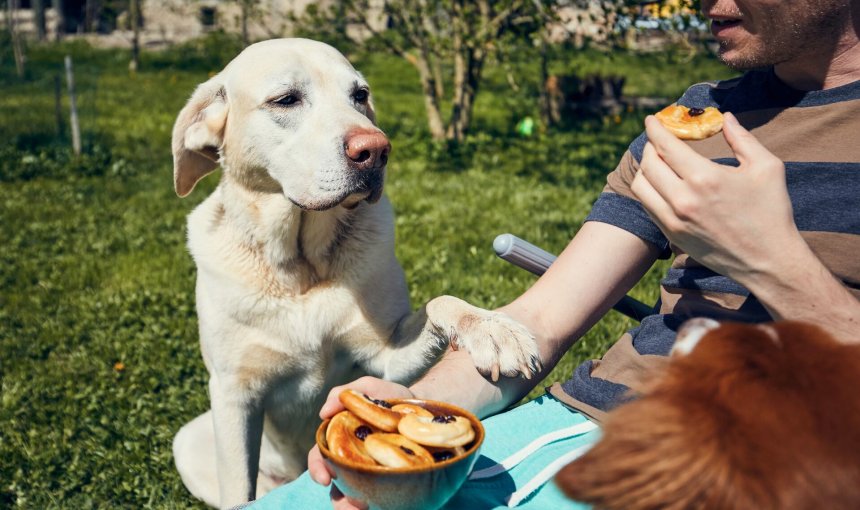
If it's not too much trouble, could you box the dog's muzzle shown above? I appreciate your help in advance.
[343,128,390,205]
[352,166,385,204]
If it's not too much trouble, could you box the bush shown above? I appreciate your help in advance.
[0,136,132,182]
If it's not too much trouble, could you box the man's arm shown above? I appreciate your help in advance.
[308,220,661,508]
[745,242,860,340]
[410,220,662,417]
[634,112,860,342]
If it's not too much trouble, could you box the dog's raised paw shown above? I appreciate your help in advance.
[427,296,542,381]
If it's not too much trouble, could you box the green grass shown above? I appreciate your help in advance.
[0,35,734,508]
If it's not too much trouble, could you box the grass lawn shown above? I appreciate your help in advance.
[0,35,734,508]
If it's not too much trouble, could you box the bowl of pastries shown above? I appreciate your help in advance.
[316,389,485,510]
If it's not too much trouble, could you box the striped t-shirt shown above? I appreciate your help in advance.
[548,68,860,421]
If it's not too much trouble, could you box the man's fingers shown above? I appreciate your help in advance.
[320,377,414,419]
[643,115,703,179]
[320,386,348,419]
[331,485,368,510]
[722,112,757,164]
[640,142,684,200]
[631,169,674,232]
[308,445,332,486]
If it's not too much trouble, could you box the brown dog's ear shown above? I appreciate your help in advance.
[172,76,229,197]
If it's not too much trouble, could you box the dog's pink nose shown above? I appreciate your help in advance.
[344,129,391,170]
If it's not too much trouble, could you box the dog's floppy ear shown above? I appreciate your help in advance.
[172,76,229,197]
[555,398,726,510]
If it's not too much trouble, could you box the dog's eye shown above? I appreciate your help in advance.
[353,89,369,105]
[272,94,300,107]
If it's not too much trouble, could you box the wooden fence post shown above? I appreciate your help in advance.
[9,0,26,78]
[129,0,140,73]
[64,55,82,155]
[54,75,64,137]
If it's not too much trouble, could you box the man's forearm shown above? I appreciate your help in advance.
[410,222,662,418]
[409,348,535,418]
[738,236,860,343]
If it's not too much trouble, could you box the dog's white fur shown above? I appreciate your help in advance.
[670,317,720,356]
[170,39,540,508]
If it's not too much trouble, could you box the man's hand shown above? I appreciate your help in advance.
[307,377,414,510]
[631,112,806,284]
[631,112,860,342]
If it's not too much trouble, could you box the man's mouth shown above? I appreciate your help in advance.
[710,17,742,36]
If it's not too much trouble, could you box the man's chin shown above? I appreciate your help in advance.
[716,39,787,72]
[717,49,759,71]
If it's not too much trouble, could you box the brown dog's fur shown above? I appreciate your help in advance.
[556,321,860,510]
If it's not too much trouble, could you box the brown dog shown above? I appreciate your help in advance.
[556,319,860,510]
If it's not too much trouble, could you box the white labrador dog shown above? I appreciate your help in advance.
[170,39,541,508]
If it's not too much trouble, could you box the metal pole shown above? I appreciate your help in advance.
[493,233,655,322]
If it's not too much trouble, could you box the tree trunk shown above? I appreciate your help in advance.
[8,0,25,78]
[84,0,96,32]
[52,0,64,40]
[538,32,554,127]
[431,58,444,100]
[447,5,466,142]
[447,1,484,144]
[447,47,483,142]
[405,53,446,141]
[33,0,47,40]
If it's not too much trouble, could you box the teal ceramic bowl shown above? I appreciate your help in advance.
[316,398,485,510]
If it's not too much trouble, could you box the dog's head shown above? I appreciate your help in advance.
[172,38,390,210]
[556,319,860,510]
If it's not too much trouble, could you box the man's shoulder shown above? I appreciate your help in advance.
[676,74,748,109]
[686,75,745,93]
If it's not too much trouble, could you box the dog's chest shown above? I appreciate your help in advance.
[211,278,363,347]
[188,192,360,299]
[197,264,380,372]
[188,192,392,382]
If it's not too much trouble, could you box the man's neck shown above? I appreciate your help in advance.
[774,8,860,91]
[775,40,860,91]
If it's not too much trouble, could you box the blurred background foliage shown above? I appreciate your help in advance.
[1,1,734,507]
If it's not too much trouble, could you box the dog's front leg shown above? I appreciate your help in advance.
[209,374,264,509]
[370,304,450,384]
[366,296,541,385]
[425,295,542,381]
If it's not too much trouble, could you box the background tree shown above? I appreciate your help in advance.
[5,0,26,77]
[295,0,696,143]
[52,0,64,40]
[301,0,561,143]
[32,0,47,40]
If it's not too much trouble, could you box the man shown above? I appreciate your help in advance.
[250,0,860,507]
